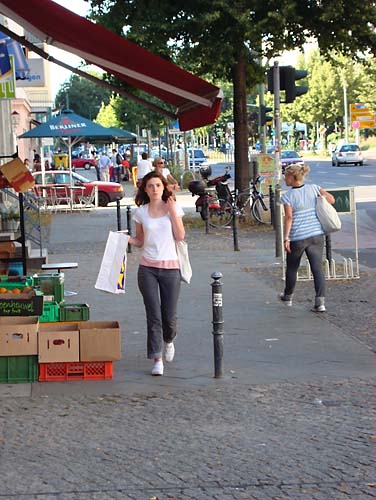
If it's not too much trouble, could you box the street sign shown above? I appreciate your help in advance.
[350,103,375,129]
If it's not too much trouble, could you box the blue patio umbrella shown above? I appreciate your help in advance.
[19,109,137,184]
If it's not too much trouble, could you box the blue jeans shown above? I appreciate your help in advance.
[284,235,325,298]
[137,265,181,359]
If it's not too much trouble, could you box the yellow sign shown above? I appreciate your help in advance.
[257,153,275,172]
[350,103,375,129]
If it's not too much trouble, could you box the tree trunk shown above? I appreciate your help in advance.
[233,54,250,192]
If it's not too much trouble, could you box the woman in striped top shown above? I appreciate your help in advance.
[280,164,335,312]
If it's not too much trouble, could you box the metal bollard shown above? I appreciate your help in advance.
[232,199,239,251]
[126,205,132,253]
[204,193,210,234]
[325,234,332,262]
[116,199,122,231]
[211,272,224,378]
[269,185,275,228]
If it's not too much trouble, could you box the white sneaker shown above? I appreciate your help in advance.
[311,304,326,313]
[165,342,175,363]
[279,293,292,306]
[151,359,164,376]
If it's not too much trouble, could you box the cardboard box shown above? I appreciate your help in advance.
[38,323,79,363]
[0,316,39,356]
[79,321,121,361]
[0,290,43,316]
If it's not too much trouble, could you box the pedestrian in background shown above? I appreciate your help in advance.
[128,171,185,376]
[153,157,180,191]
[98,151,110,182]
[136,152,153,186]
[280,164,335,312]
[111,148,122,183]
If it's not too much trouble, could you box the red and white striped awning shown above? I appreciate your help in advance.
[0,0,222,131]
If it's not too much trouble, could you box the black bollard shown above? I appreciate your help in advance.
[269,184,275,228]
[232,197,239,252]
[211,272,224,378]
[325,234,332,262]
[116,199,122,231]
[126,205,132,253]
[204,193,210,234]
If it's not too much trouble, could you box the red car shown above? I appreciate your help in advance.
[32,170,124,207]
[71,157,96,170]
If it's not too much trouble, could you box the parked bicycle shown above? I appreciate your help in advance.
[188,166,271,228]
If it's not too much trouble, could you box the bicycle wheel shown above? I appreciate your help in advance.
[209,198,233,228]
[252,196,272,224]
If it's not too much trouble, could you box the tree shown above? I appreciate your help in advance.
[89,0,376,191]
[54,72,112,119]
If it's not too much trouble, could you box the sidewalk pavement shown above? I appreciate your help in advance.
[1,188,374,398]
[0,191,375,500]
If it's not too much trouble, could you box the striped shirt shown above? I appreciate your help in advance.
[281,184,324,241]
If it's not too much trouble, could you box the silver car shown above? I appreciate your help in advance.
[331,143,363,166]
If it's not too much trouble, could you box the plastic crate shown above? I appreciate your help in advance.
[32,273,64,304]
[38,361,113,382]
[0,355,38,383]
[39,301,60,323]
[59,303,90,322]
[0,276,33,292]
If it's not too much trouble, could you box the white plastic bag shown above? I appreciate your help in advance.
[95,231,129,293]
[316,195,341,234]
[175,240,192,284]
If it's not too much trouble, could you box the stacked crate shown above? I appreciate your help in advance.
[38,321,120,382]
[32,273,90,323]
[0,276,43,383]
[0,317,39,383]
[0,274,121,383]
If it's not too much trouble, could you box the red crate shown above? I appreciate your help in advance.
[39,361,113,381]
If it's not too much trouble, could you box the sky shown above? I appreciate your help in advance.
[49,0,90,98]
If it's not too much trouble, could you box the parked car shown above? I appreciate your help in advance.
[71,155,96,170]
[187,148,208,169]
[32,170,124,207]
[281,150,304,173]
[331,143,363,166]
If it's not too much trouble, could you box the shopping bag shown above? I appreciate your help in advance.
[175,240,192,284]
[95,231,129,293]
[316,195,341,234]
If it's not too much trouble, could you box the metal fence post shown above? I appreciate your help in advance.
[116,199,121,231]
[211,271,224,378]
[126,205,132,253]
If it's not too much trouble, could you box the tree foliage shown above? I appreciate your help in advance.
[88,0,376,188]
[54,72,112,119]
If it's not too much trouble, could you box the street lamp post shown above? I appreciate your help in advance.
[11,110,20,154]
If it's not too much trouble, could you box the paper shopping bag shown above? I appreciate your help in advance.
[95,231,129,294]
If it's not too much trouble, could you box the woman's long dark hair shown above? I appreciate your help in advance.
[135,171,173,206]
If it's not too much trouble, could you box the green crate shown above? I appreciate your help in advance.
[59,303,90,322]
[32,273,64,304]
[39,301,60,323]
[0,276,33,291]
[0,355,38,383]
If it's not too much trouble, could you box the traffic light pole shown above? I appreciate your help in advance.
[258,83,267,154]
[273,62,284,260]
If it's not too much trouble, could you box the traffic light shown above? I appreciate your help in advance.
[260,105,273,126]
[267,66,308,103]
[281,66,308,103]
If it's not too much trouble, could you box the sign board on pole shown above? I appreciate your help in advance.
[350,103,375,129]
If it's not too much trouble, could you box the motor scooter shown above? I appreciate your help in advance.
[188,166,232,221]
